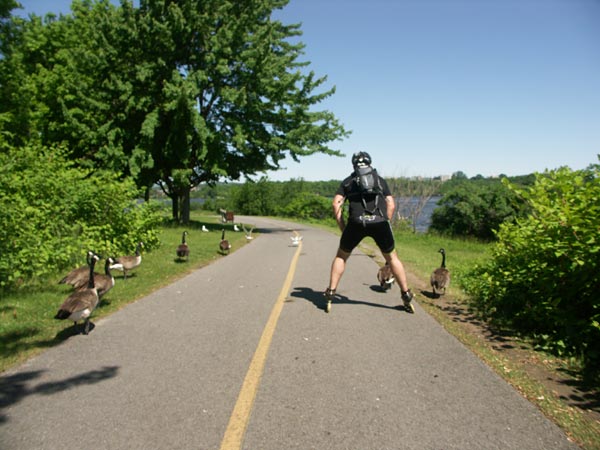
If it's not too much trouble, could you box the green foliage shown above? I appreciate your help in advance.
[430,178,525,240]
[0,144,161,291]
[230,177,334,220]
[231,177,278,216]
[463,162,600,369]
[279,191,331,220]
[1,0,349,223]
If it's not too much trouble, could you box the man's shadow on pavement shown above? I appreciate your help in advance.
[290,287,404,312]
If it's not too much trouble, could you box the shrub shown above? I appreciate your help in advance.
[279,192,331,220]
[463,162,600,369]
[0,145,161,290]
[429,180,523,240]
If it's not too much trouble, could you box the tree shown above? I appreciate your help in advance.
[0,0,31,145]
[451,171,468,180]
[2,0,349,224]
[232,177,278,216]
[0,0,19,55]
[133,0,349,222]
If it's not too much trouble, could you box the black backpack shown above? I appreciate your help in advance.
[355,166,382,195]
[352,166,385,221]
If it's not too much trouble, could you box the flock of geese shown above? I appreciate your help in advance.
[377,248,450,299]
[54,224,256,334]
[55,224,450,334]
[55,242,144,334]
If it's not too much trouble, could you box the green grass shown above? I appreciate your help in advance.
[0,212,253,373]
[393,231,491,298]
[352,228,491,300]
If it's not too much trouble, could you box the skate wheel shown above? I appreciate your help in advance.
[325,301,331,313]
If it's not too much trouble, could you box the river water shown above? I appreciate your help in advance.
[395,195,441,233]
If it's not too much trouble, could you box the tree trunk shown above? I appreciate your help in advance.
[181,187,190,224]
[171,194,179,221]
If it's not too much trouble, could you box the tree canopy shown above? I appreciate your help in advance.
[0,0,349,222]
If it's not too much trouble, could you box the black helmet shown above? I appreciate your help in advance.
[352,151,372,168]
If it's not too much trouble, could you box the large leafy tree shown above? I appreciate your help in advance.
[0,0,29,144]
[131,0,348,222]
[3,0,349,223]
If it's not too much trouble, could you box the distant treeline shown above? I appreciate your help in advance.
[170,172,539,240]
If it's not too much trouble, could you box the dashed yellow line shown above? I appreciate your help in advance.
[219,241,303,450]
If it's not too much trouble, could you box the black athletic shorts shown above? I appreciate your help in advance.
[339,220,395,254]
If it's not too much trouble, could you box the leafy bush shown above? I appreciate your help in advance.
[279,192,331,220]
[0,145,161,290]
[231,177,334,221]
[231,177,278,216]
[463,162,600,369]
[429,180,524,240]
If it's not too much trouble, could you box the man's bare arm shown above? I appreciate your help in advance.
[332,194,346,231]
[385,195,395,221]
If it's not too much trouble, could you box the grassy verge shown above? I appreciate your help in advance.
[0,212,253,373]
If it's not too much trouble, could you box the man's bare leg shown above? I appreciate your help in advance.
[325,248,351,312]
[382,250,414,313]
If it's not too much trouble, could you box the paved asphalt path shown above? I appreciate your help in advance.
[0,217,579,450]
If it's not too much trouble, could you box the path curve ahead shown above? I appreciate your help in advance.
[0,217,578,450]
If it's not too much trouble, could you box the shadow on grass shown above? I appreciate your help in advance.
[555,368,600,418]
[1,318,102,372]
[0,328,57,363]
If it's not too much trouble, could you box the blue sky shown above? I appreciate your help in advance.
[16,0,600,181]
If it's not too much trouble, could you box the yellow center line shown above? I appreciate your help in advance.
[219,241,303,450]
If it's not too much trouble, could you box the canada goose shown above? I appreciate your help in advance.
[74,257,116,298]
[242,224,254,241]
[234,224,241,232]
[219,229,231,254]
[377,262,395,291]
[177,231,190,261]
[290,234,303,246]
[201,225,209,232]
[55,252,100,334]
[430,248,450,298]
[110,242,143,279]
[58,250,95,286]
